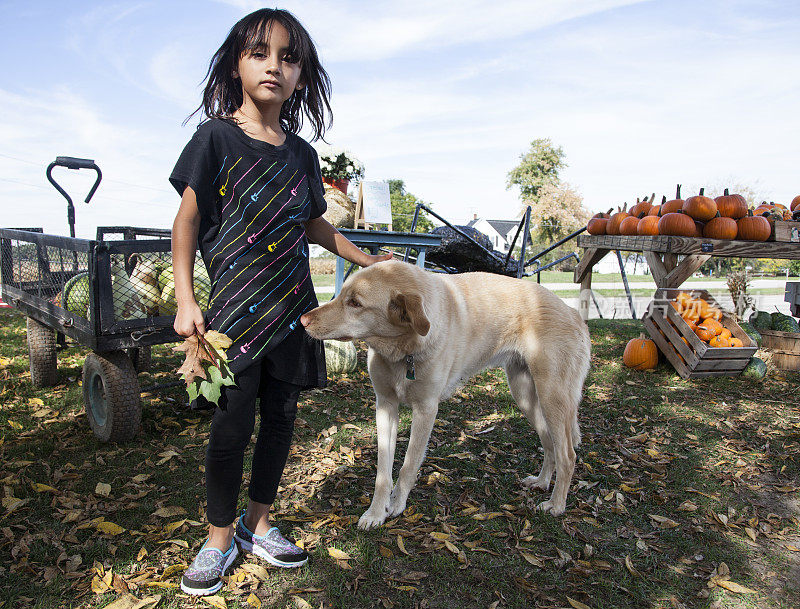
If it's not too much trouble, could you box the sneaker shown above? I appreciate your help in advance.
[180,537,238,596]
[235,512,308,568]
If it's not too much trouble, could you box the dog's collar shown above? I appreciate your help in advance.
[404,354,416,380]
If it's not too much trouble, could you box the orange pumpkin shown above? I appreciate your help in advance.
[593,208,614,219]
[683,188,718,222]
[791,196,800,211]
[709,335,730,348]
[607,206,630,235]
[695,326,715,342]
[661,184,685,215]
[637,215,659,236]
[682,319,698,333]
[703,213,738,240]
[695,299,710,319]
[658,210,696,236]
[704,306,722,321]
[670,301,683,315]
[629,197,653,218]
[715,188,748,219]
[623,334,659,370]
[699,318,723,335]
[619,215,642,236]
[648,196,665,216]
[681,301,700,324]
[737,210,771,241]
[719,327,732,340]
[729,337,744,348]
[587,217,609,235]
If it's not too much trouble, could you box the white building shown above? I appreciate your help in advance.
[466,216,532,253]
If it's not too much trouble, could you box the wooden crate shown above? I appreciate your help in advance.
[642,288,757,379]
[760,329,800,371]
[773,220,800,243]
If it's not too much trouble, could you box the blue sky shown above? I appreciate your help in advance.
[1,0,798,238]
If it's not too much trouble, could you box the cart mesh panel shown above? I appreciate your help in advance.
[0,234,92,320]
[107,251,210,322]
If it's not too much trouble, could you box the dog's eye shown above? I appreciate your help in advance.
[347,298,362,308]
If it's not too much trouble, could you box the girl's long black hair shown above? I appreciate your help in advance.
[184,8,332,141]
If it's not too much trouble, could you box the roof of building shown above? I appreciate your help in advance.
[467,218,530,241]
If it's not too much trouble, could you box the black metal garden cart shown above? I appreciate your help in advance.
[0,157,209,442]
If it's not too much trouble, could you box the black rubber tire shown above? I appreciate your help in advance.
[27,317,58,387]
[126,346,152,373]
[83,351,141,443]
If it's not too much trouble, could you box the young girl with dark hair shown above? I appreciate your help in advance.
[169,8,390,596]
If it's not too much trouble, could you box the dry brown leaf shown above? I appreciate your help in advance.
[443,540,460,554]
[567,598,592,609]
[292,597,313,609]
[745,527,758,542]
[96,521,125,535]
[159,564,185,581]
[246,594,262,608]
[95,482,112,497]
[717,580,757,594]
[648,514,679,528]
[327,547,351,560]
[625,555,641,577]
[520,552,546,568]
[379,545,393,558]
[241,563,270,581]
[136,547,148,561]
[397,535,409,555]
[101,593,140,609]
[152,506,185,518]
[202,596,228,609]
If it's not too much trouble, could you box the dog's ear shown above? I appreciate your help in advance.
[388,292,430,336]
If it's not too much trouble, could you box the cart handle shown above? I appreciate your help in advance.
[46,156,102,204]
[46,156,102,239]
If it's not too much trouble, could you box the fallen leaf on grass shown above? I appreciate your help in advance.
[95,482,112,497]
[648,514,679,528]
[246,594,262,608]
[241,563,270,581]
[202,596,228,609]
[625,555,641,577]
[397,535,409,555]
[96,521,125,535]
[716,580,757,594]
[31,482,58,493]
[567,598,592,609]
[327,547,351,560]
[292,597,313,609]
[152,506,185,518]
[520,552,546,568]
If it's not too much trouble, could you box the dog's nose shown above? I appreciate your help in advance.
[299,313,309,327]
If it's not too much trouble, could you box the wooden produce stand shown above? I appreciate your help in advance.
[574,234,800,320]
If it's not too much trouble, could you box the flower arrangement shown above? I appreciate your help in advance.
[314,145,365,181]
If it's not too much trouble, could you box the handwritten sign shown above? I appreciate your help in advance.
[356,181,393,226]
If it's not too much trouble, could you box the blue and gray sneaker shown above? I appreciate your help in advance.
[234,512,308,568]
[180,537,238,596]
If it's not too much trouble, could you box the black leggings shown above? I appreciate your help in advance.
[203,357,301,527]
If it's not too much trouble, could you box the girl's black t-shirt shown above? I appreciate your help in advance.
[170,117,327,388]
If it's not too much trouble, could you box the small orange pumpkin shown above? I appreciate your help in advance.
[737,210,771,241]
[683,188,718,222]
[587,217,609,235]
[729,337,744,348]
[660,184,685,215]
[695,326,715,342]
[719,327,732,340]
[619,214,642,236]
[709,335,730,348]
[715,188,748,219]
[699,318,723,335]
[623,334,659,370]
[648,196,665,216]
[637,215,660,236]
[703,213,738,240]
[658,210,696,236]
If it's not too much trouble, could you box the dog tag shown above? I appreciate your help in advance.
[405,355,416,380]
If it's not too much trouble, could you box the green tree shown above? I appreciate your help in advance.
[387,179,434,233]
[506,138,566,202]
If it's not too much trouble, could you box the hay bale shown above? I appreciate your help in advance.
[322,184,355,228]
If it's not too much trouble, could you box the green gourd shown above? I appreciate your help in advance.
[749,310,772,331]
[738,322,762,348]
[324,340,357,374]
[740,357,767,380]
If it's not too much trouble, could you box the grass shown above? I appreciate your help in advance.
[0,310,798,608]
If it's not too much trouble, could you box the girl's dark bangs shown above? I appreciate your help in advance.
[240,15,303,59]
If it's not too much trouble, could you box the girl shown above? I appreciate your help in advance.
[169,9,389,596]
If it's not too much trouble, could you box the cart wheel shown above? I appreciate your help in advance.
[27,317,58,387]
[126,346,152,373]
[83,351,141,443]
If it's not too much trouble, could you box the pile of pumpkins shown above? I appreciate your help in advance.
[667,292,744,348]
[587,186,800,242]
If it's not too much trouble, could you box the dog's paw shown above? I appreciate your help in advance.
[535,499,565,516]
[387,488,408,518]
[358,508,388,530]
[522,475,550,492]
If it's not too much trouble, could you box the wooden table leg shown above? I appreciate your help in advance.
[575,248,609,321]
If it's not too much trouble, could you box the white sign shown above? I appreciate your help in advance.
[359,181,392,224]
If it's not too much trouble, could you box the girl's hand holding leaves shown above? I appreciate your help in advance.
[173,330,236,407]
